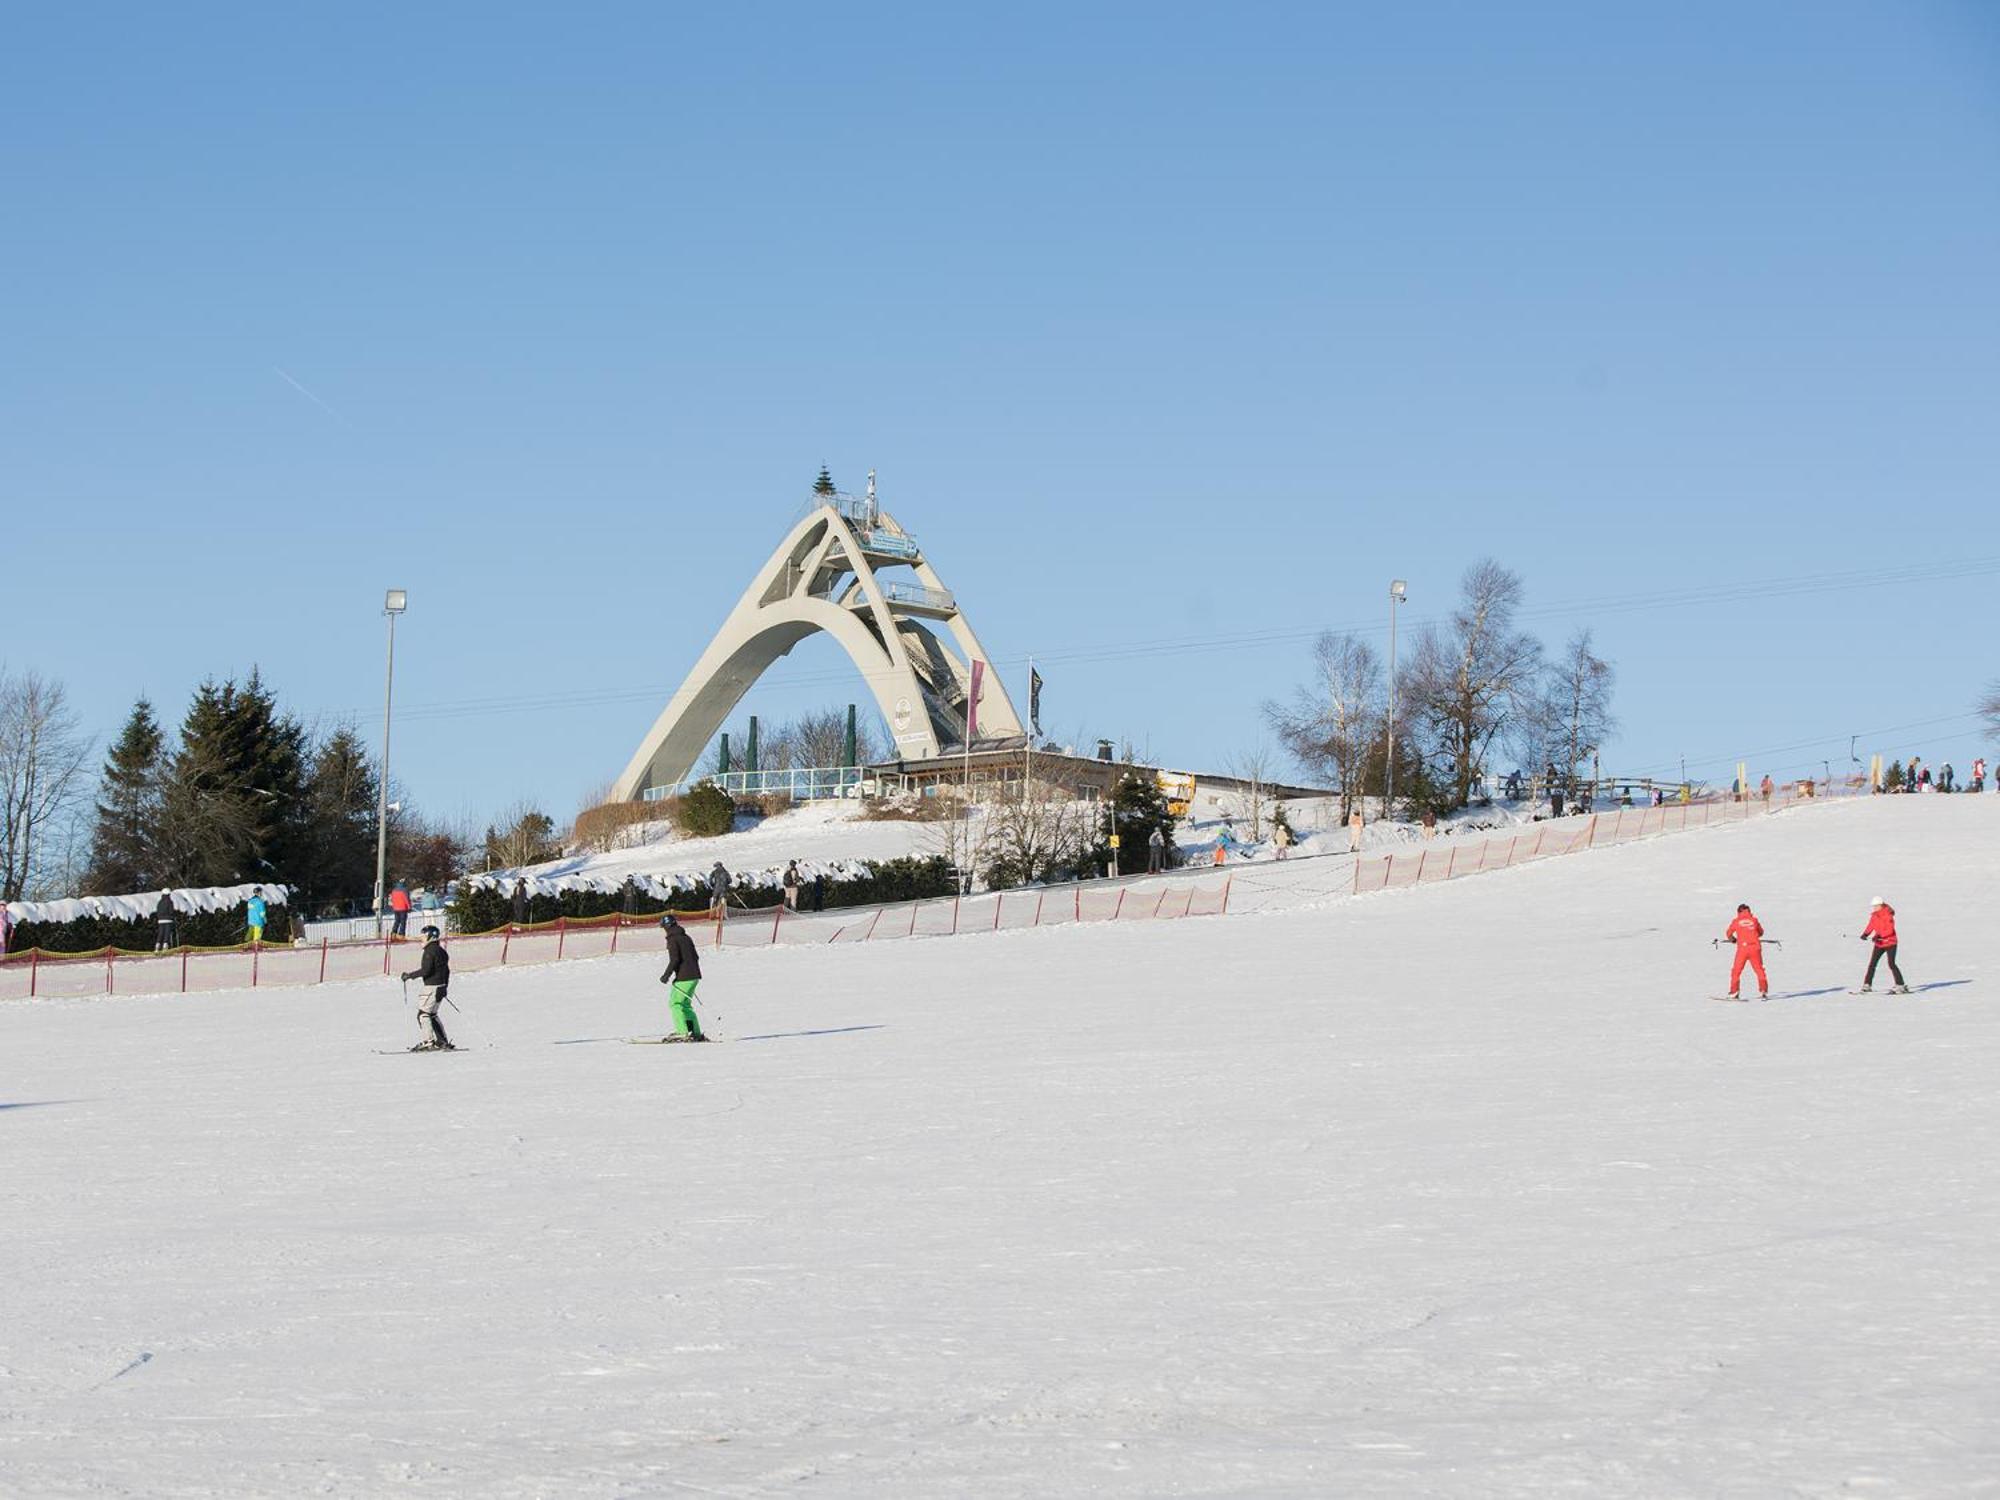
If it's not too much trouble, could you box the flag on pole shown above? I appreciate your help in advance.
[1029,666,1043,735]
[967,660,985,741]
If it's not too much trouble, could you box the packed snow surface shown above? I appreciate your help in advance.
[3,796,1995,1496]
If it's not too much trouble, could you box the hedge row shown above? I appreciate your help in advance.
[5,902,294,957]
[448,855,958,935]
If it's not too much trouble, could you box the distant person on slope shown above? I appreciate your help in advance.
[783,860,801,910]
[388,881,412,938]
[400,924,454,1050]
[1857,898,1909,994]
[708,863,731,918]
[154,889,179,951]
[657,911,708,1043]
[511,879,529,926]
[1722,903,1769,1000]
[1147,826,1165,873]
[246,888,269,945]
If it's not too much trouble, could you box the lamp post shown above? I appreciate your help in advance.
[374,589,407,936]
[1385,579,1408,817]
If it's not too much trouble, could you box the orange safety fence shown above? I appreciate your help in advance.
[0,878,1239,1001]
[1350,785,1849,897]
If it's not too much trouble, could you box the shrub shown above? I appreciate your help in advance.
[675,781,735,838]
[6,900,294,955]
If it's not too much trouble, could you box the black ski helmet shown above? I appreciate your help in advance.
[421,924,441,939]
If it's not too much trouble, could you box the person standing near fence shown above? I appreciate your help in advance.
[153,889,178,951]
[1148,826,1165,873]
[400,923,455,1050]
[709,863,732,918]
[1721,903,1769,1000]
[511,879,529,926]
[389,881,412,938]
[246,888,269,945]
[1856,898,1910,993]
[657,911,709,1042]
[783,860,801,910]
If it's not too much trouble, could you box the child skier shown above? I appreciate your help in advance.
[1857,898,1910,993]
[1722,903,1769,1000]
[245,887,269,945]
[657,911,709,1043]
[400,924,454,1050]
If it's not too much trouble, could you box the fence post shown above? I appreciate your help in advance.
[501,925,513,965]
[556,918,567,961]
[319,938,328,985]
[106,946,115,996]
[1074,886,1081,922]
[951,895,960,935]
[1034,890,1046,927]
[1384,853,1395,887]
[1586,813,1599,848]
[382,937,392,976]
[1153,888,1168,917]
[772,904,783,946]
[1415,849,1428,882]
[992,894,1003,931]
[864,907,885,940]
[907,902,918,937]
[252,942,260,988]
[1446,846,1457,879]
[182,947,190,993]
[1112,888,1126,919]
[1221,875,1232,913]
[29,948,38,998]
[609,919,621,956]
[1532,828,1546,857]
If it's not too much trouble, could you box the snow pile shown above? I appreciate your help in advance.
[3,797,1994,1495]
[2,881,287,926]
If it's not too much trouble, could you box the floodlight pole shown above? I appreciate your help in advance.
[1385,580,1408,817]
[374,590,407,937]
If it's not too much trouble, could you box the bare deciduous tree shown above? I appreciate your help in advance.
[981,775,1096,888]
[1980,683,2000,738]
[1223,744,1278,840]
[1543,629,1617,792]
[1265,631,1384,821]
[1404,560,1543,810]
[0,670,95,900]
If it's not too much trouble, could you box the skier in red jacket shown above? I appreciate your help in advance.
[1723,903,1768,999]
[1857,897,1908,993]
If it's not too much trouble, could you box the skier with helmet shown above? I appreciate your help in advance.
[400,924,455,1050]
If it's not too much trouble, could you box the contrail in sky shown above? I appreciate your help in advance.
[273,366,352,427]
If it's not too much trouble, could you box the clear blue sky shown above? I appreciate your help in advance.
[6,2,1998,827]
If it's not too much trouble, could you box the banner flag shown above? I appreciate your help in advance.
[1029,666,1043,735]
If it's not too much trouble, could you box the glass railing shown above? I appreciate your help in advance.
[643,765,868,803]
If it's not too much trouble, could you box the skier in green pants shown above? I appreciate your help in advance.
[657,910,709,1043]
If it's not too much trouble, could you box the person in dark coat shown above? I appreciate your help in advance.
[657,911,709,1042]
[153,889,179,951]
[511,879,529,926]
[400,924,454,1050]
[811,872,826,912]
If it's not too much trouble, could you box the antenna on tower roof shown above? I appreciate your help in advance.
[866,469,877,501]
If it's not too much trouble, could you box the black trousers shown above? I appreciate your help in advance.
[1864,945,1905,987]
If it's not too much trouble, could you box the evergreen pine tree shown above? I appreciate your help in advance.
[813,465,837,496]
[294,727,380,914]
[162,673,309,887]
[84,697,166,894]
[1086,771,1179,876]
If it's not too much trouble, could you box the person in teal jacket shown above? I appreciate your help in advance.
[246,888,269,944]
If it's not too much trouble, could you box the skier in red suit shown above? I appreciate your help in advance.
[1857,898,1907,993]
[1723,903,1768,999]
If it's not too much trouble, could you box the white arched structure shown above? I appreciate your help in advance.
[611,479,1024,801]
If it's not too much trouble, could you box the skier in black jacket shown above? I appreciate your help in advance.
[657,911,708,1043]
[400,924,454,1050]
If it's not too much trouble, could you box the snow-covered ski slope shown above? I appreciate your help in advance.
[3,795,1994,1497]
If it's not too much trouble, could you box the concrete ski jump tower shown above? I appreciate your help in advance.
[611,472,1024,801]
